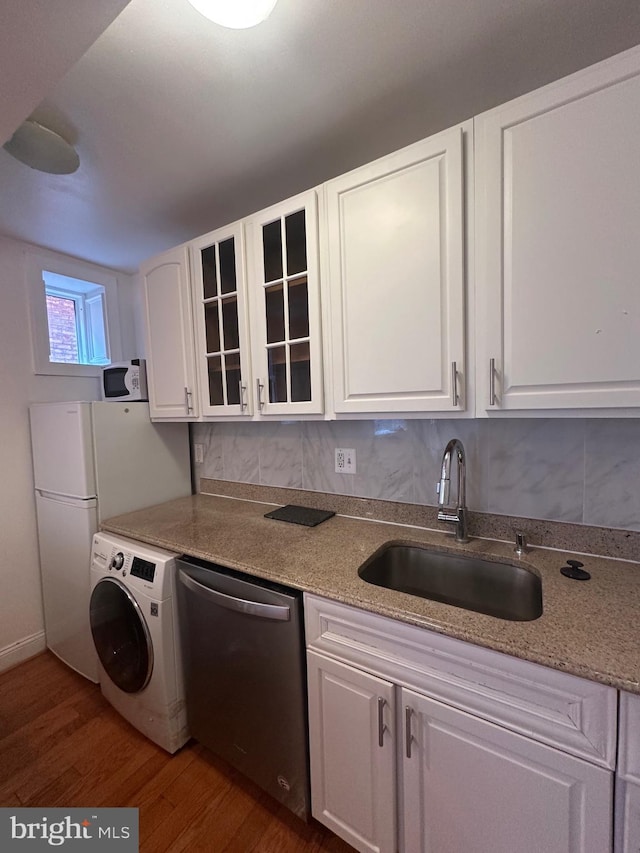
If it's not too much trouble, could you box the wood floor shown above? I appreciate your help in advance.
[0,652,354,852]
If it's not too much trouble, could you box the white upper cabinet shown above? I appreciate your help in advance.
[190,223,253,418]
[141,245,199,420]
[325,125,468,415]
[475,47,640,414]
[141,46,640,422]
[141,189,324,422]
[246,190,324,416]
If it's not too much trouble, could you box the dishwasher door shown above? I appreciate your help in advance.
[176,556,310,819]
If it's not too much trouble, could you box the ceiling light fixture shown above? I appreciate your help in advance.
[186,0,278,29]
[2,119,79,175]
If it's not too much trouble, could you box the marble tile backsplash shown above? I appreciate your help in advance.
[191,418,640,532]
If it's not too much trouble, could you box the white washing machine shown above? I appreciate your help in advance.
[89,531,189,753]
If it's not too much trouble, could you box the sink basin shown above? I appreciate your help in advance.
[358,544,542,621]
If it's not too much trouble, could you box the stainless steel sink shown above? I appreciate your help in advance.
[358,544,542,621]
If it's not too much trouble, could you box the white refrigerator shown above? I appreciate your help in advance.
[30,401,192,682]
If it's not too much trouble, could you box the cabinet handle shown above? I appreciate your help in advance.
[489,358,497,407]
[238,381,247,412]
[451,361,459,407]
[256,378,265,410]
[377,697,387,748]
[184,386,194,414]
[405,706,413,758]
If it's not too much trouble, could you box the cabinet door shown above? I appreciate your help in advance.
[306,651,396,853]
[325,126,466,414]
[615,782,640,853]
[190,224,252,418]
[247,190,323,416]
[475,49,640,413]
[401,687,612,853]
[615,691,640,853]
[141,245,199,420]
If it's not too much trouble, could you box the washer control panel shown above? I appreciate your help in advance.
[110,551,125,572]
[90,532,178,597]
[131,556,156,582]
[107,547,133,577]
[93,543,157,583]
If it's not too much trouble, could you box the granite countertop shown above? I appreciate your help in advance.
[101,492,640,695]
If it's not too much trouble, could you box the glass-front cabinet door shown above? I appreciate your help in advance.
[190,223,252,418]
[248,190,323,416]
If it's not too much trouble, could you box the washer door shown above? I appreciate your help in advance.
[90,577,153,693]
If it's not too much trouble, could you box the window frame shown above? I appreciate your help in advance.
[44,274,110,366]
[26,249,123,377]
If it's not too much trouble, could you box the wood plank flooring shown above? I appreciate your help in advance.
[0,652,354,852]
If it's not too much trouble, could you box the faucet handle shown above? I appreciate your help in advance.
[436,477,449,505]
[514,532,529,556]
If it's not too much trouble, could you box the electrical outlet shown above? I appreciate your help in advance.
[335,447,356,474]
[194,443,204,465]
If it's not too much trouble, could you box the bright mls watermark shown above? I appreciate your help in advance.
[1,808,138,851]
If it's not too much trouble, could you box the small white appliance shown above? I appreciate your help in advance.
[90,531,189,753]
[101,359,147,401]
[29,401,191,683]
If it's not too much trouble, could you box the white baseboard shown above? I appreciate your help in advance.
[0,631,47,673]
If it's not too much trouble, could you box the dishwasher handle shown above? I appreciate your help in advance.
[178,568,291,621]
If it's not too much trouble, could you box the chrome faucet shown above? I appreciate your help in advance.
[436,438,469,543]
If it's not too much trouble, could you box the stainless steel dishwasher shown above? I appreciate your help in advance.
[176,555,310,819]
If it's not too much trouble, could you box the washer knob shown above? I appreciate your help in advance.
[110,552,125,571]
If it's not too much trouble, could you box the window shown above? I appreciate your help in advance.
[44,271,110,365]
[27,251,123,377]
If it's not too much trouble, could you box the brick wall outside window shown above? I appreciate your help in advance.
[46,295,79,363]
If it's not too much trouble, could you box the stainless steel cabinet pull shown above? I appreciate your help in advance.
[184,386,194,413]
[238,381,247,411]
[489,358,497,407]
[178,570,291,621]
[256,378,265,409]
[377,697,386,748]
[451,361,459,407]
[405,706,413,758]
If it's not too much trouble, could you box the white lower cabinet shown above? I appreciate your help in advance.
[305,594,616,853]
[307,651,396,853]
[615,692,640,852]
[616,783,640,853]
[401,687,611,853]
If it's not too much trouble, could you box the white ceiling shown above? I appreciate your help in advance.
[2,0,640,273]
[0,0,131,146]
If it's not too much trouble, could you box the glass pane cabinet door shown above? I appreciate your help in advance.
[251,190,323,415]
[190,223,252,418]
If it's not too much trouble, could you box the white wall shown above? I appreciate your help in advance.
[0,234,139,670]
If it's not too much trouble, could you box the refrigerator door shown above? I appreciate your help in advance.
[30,402,95,498]
[91,402,191,521]
[35,491,99,682]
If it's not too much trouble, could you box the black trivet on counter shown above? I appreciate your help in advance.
[264,504,335,527]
